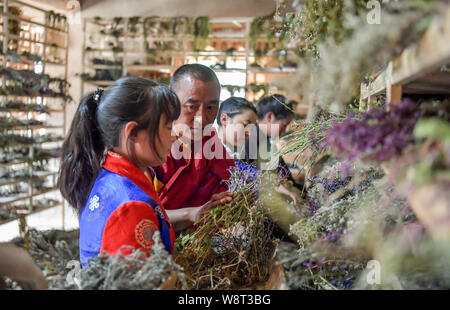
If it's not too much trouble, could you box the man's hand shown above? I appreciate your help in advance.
[190,191,234,223]
[166,191,234,232]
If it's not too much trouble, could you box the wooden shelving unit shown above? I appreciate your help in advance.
[360,4,450,110]
[80,16,300,106]
[0,0,70,231]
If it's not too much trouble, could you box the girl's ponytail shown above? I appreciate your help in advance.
[58,92,105,212]
[58,76,180,213]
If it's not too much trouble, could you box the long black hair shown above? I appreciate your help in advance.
[216,96,257,126]
[58,76,180,212]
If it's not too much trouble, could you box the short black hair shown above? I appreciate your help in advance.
[170,63,220,92]
[256,94,294,120]
[216,97,257,126]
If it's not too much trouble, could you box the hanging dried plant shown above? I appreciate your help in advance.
[275,0,437,117]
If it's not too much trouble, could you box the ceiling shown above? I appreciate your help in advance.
[33,0,277,17]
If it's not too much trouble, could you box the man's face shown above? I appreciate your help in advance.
[172,76,220,141]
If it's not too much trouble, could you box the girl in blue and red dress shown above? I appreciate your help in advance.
[58,77,231,267]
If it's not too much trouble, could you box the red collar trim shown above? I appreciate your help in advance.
[103,150,163,206]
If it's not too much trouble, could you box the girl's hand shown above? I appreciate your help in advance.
[190,191,234,223]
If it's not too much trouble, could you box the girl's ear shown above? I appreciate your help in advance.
[123,121,139,141]
[220,113,229,126]
[264,112,275,123]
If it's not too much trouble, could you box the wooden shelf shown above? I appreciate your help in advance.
[126,64,176,73]
[209,31,246,39]
[3,33,68,50]
[84,64,122,69]
[1,124,63,130]
[0,187,59,206]
[248,67,297,74]
[84,48,123,53]
[0,171,58,187]
[82,80,115,86]
[0,201,62,226]
[1,12,68,34]
[360,4,450,105]
[212,68,246,73]
[0,0,68,230]
[81,16,301,106]
[0,160,27,168]
[0,52,67,66]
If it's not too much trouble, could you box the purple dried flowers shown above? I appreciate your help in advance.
[323,99,422,163]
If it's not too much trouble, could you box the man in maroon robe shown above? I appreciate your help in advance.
[151,64,235,231]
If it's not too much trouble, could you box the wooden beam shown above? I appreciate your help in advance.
[391,5,450,86]
[367,95,377,110]
[389,84,403,104]
[360,3,450,101]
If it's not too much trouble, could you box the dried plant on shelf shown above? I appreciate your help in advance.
[0,68,72,101]
[13,229,185,290]
[0,134,63,148]
[75,232,185,290]
[192,17,211,51]
[0,117,44,130]
[276,98,450,289]
[323,99,422,163]
[0,101,50,114]
[274,112,347,180]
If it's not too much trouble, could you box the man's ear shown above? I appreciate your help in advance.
[123,121,139,141]
[220,113,229,126]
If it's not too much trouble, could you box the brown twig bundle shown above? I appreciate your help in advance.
[175,165,277,289]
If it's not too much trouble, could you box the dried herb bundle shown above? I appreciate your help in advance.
[10,229,184,290]
[324,99,422,163]
[274,112,347,177]
[77,232,185,290]
[8,229,79,290]
[175,164,277,289]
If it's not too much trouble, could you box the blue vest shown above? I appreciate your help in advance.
[79,168,173,267]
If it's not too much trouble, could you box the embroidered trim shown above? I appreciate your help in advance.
[107,150,122,158]
[134,219,157,249]
[88,195,100,211]
[154,205,165,219]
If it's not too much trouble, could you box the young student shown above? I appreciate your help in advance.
[242,95,293,167]
[58,77,232,267]
[243,94,303,203]
[151,64,235,232]
[215,96,258,161]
